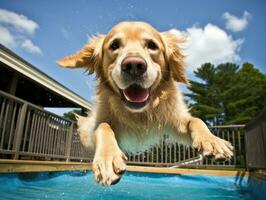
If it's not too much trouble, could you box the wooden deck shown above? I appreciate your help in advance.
[0,159,91,173]
[0,159,250,177]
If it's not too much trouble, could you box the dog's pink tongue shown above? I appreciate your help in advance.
[123,85,149,103]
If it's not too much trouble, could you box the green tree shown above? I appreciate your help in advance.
[186,62,266,125]
[186,63,222,124]
[63,109,86,121]
[224,63,266,124]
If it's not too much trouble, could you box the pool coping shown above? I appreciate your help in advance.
[127,165,249,177]
[0,159,92,173]
[0,159,252,177]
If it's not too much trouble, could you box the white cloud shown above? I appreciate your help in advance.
[170,24,243,73]
[0,26,16,46]
[21,39,42,54]
[0,8,38,34]
[222,11,251,32]
[0,9,42,55]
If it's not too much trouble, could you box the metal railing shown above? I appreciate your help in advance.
[126,125,246,168]
[0,90,246,168]
[0,90,93,162]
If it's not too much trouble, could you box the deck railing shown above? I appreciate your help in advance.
[0,90,246,167]
[0,90,93,162]
[127,125,246,167]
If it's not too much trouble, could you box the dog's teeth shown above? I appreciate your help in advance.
[123,91,131,102]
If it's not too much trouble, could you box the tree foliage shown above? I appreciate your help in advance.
[63,109,86,122]
[186,62,266,125]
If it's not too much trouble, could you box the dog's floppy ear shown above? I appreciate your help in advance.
[161,32,190,85]
[57,35,105,74]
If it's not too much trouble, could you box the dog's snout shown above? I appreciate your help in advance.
[121,56,147,76]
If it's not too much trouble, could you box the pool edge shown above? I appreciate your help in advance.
[0,159,92,173]
[127,165,249,177]
[0,159,252,177]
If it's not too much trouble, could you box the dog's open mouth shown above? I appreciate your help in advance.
[121,84,150,109]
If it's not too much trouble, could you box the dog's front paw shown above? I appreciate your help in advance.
[192,133,233,160]
[93,147,127,186]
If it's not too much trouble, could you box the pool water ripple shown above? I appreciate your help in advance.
[0,171,257,200]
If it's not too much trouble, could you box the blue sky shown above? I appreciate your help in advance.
[0,0,265,115]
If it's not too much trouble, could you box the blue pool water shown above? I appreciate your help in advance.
[0,171,264,200]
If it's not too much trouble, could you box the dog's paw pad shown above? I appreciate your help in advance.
[193,134,233,160]
[92,150,127,186]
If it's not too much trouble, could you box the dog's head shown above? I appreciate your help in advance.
[58,21,189,112]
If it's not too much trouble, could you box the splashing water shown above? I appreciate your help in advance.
[0,171,257,200]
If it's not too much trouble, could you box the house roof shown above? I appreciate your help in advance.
[0,44,93,110]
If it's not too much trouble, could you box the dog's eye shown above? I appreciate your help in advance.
[109,39,120,51]
[147,40,158,50]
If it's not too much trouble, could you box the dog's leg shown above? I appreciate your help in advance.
[187,117,233,159]
[76,114,95,148]
[93,123,127,186]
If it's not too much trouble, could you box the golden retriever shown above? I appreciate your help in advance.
[58,21,233,186]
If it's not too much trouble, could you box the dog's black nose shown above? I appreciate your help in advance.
[121,56,147,76]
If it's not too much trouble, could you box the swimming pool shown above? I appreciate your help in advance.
[0,171,265,200]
